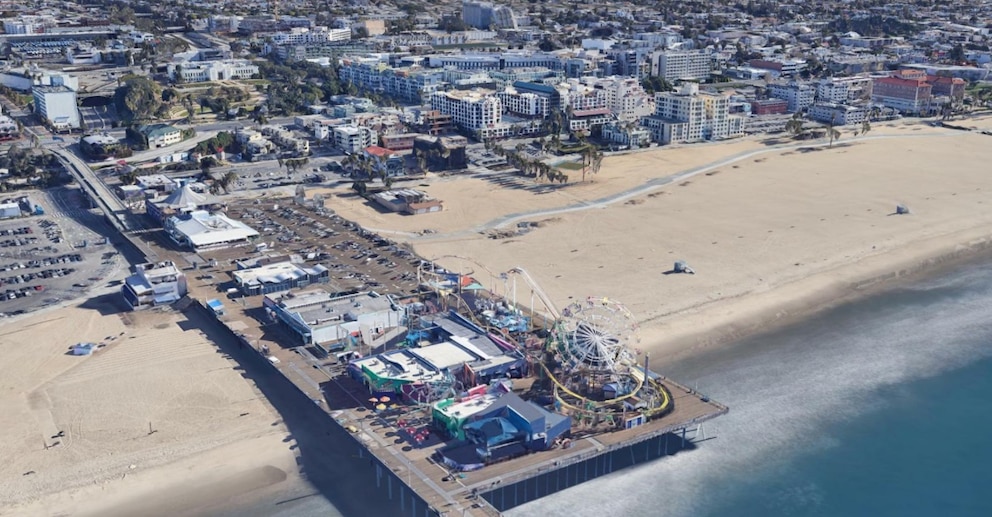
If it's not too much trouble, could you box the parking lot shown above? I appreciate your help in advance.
[0,188,126,317]
[186,197,426,300]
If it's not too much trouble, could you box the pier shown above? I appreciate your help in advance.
[198,297,727,516]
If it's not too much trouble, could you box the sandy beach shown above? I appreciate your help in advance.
[322,117,992,362]
[0,301,297,517]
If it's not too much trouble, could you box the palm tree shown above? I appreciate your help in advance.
[785,112,805,139]
[222,171,239,193]
[591,149,603,177]
[579,143,601,182]
[861,118,871,137]
[827,114,841,148]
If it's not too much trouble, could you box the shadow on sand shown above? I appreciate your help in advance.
[181,304,405,516]
[77,292,129,316]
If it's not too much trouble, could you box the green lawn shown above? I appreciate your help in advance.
[555,161,584,171]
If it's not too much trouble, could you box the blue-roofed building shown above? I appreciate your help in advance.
[436,392,572,470]
[206,298,225,316]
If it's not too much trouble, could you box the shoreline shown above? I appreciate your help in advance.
[641,224,992,364]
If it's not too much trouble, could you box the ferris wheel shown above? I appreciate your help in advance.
[554,297,639,373]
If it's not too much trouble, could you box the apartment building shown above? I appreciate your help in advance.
[594,76,655,122]
[497,87,550,118]
[766,81,816,113]
[563,80,608,111]
[651,51,712,82]
[816,75,874,103]
[816,79,849,103]
[333,125,378,154]
[271,26,350,46]
[338,58,447,103]
[462,1,517,30]
[430,90,509,140]
[261,126,310,155]
[641,83,745,144]
[808,103,868,126]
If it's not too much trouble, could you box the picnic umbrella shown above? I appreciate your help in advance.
[368,397,379,403]
[376,403,387,411]
[379,395,391,403]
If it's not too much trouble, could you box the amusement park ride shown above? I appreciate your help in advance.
[416,256,674,433]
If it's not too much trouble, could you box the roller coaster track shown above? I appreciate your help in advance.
[506,266,560,320]
[537,326,672,420]
[420,256,561,320]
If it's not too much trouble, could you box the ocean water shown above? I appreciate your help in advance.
[508,262,992,517]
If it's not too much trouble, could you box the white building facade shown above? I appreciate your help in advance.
[808,103,868,126]
[271,26,351,45]
[333,125,378,154]
[652,51,712,82]
[496,88,550,118]
[32,85,80,130]
[642,83,745,144]
[766,81,817,113]
[430,90,509,139]
[169,60,260,82]
[121,261,188,310]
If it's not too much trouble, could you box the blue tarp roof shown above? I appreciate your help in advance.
[206,299,224,310]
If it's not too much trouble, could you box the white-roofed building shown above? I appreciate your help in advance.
[408,342,478,371]
[263,289,403,350]
[165,210,259,250]
[121,260,188,310]
[348,311,530,401]
[146,184,219,223]
[232,260,331,296]
[0,202,21,218]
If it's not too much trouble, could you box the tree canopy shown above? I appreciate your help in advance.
[114,75,163,125]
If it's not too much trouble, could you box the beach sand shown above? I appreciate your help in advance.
[0,301,296,516]
[321,117,992,362]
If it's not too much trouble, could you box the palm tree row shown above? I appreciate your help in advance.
[343,152,397,193]
[493,145,569,184]
[277,156,310,173]
[580,143,604,182]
